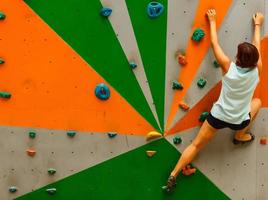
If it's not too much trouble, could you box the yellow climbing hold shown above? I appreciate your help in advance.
[146,131,162,141]
[146,150,157,157]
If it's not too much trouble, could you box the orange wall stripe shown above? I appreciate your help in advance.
[0,0,154,135]
[260,36,268,107]
[166,0,233,131]
[167,82,221,135]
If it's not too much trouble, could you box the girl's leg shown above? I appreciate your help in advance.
[235,98,262,141]
[170,120,218,178]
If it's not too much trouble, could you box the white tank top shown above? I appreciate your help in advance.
[211,62,259,124]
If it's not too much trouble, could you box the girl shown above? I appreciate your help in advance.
[164,9,264,192]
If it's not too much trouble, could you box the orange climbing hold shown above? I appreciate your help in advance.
[26,149,36,157]
[260,136,267,145]
[146,150,157,157]
[178,54,188,66]
[179,101,190,111]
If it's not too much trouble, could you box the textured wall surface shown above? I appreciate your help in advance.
[0,0,267,199]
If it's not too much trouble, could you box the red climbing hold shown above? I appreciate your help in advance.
[260,136,267,145]
[26,149,36,157]
[182,165,196,176]
[178,54,187,66]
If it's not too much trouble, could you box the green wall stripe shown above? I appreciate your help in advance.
[16,139,230,200]
[24,0,160,131]
[125,0,167,130]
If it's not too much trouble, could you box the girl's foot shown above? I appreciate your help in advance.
[233,132,255,145]
[162,176,176,193]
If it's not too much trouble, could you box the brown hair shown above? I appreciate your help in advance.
[236,42,259,68]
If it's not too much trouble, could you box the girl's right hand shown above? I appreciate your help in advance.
[206,9,216,23]
[253,12,264,26]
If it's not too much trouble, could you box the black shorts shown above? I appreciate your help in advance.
[207,113,251,131]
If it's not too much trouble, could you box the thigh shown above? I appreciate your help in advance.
[192,120,218,149]
[250,98,262,119]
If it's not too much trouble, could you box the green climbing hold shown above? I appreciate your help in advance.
[172,80,183,90]
[0,12,6,20]
[46,188,57,195]
[67,131,76,138]
[173,136,182,145]
[197,78,207,88]
[29,131,36,139]
[47,168,57,175]
[213,60,221,68]
[9,186,17,193]
[199,112,209,122]
[0,58,5,64]
[192,28,205,42]
[0,92,11,99]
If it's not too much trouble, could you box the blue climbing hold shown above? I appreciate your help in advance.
[9,186,17,193]
[129,61,137,69]
[147,2,164,19]
[95,83,110,100]
[100,7,112,17]
[108,132,117,138]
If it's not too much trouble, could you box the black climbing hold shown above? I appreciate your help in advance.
[192,28,205,42]
[129,61,137,69]
[0,92,11,99]
[29,131,36,139]
[0,12,6,20]
[100,7,112,17]
[199,112,209,122]
[95,83,110,100]
[197,78,207,88]
[147,2,164,19]
[9,186,17,193]
[108,132,117,138]
[67,131,76,138]
[172,81,183,90]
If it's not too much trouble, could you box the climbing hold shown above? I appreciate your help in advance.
[199,112,209,122]
[177,54,187,66]
[179,101,190,111]
[173,136,182,145]
[0,12,6,20]
[172,80,183,90]
[28,131,36,139]
[95,83,110,100]
[0,92,11,99]
[9,186,17,193]
[213,60,221,68]
[107,132,117,138]
[146,131,162,141]
[146,150,156,157]
[197,78,207,88]
[192,28,205,42]
[26,149,36,157]
[260,136,267,145]
[46,188,57,195]
[129,61,138,69]
[48,168,57,175]
[100,7,112,17]
[0,58,5,64]
[182,164,196,176]
[67,131,76,138]
[147,2,164,19]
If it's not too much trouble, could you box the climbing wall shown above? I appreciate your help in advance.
[0,0,267,199]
